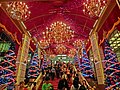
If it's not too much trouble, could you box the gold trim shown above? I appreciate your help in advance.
[0,23,21,45]
[89,0,116,36]
[99,17,120,45]
[116,0,120,9]
[87,44,91,52]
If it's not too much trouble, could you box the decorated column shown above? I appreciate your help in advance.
[16,34,30,84]
[103,39,120,89]
[90,32,105,89]
[27,49,40,80]
[80,43,94,78]
[0,46,16,90]
[16,45,22,80]
[73,51,80,69]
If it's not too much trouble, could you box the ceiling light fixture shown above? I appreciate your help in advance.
[73,39,82,48]
[39,40,49,49]
[42,21,74,44]
[6,2,31,21]
[55,44,67,54]
[83,0,107,17]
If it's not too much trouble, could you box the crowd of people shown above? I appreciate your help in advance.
[41,61,96,90]
[1,59,120,90]
[1,61,120,90]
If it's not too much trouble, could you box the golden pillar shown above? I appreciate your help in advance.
[16,45,22,78]
[90,32,105,89]
[99,46,104,60]
[16,34,30,84]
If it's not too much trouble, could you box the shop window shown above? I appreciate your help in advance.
[109,29,120,62]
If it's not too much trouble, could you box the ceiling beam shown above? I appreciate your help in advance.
[89,0,116,36]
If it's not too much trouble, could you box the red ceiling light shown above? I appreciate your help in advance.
[6,2,31,21]
[83,0,107,17]
[42,21,74,44]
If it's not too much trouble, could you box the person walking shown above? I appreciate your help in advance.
[70,74,80,90]
[79,80,88,90]
[51,67,55,80]
[58,74,69,90]
[42,77,54,90]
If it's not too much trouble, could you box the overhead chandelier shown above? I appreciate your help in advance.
[68,48,76,58]
[55,44,67,54]
[83,0,107,17]
[46,49,53,56]
[42,21,74,44]
[49,54,55,59]
[6,2,31,21]
[73,39,82,48]
[39,40,49,49]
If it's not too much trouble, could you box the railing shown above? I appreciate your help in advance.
[30,72,43,90]
[73,66,91,88]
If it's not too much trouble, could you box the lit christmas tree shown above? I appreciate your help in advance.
[27,50,40,79]
[42,54,47,69]
[0,46,16,90]
[103,39,120,89]
[73,51,81,69]
[80,44,93,78]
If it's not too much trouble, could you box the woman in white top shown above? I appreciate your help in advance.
[70,84,81,90]
[70,74,81,90]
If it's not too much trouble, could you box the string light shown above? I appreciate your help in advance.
[42,21,74,44]
[39,40,49,49]
[73,39,82,48]
[68,48,76,58]
[55,44,67,54]
[83,0,107,17]
[6,2,31,21]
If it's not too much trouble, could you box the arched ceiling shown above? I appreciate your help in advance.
[3,0,117,55]
[24,0,96,37]
[22,0,97,55]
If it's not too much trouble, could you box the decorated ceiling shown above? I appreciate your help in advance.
[24,0,96,55]
[0,0,120,56]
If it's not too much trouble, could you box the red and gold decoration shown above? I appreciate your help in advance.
[73,39,82,48]
[6,2,31,21]
[68,48,76,58]
[83,0,107,17]
[39,40,49,49]
[55,44,67,54]
[49,54,56,59]
[42,21,74,44]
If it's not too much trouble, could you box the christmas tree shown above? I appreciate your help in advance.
[80,44,93,78]
[73,51,81,69]
[42,54,47,70]
[0,46,16,90]
[27,50,40,79]
[103,39,120,89]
